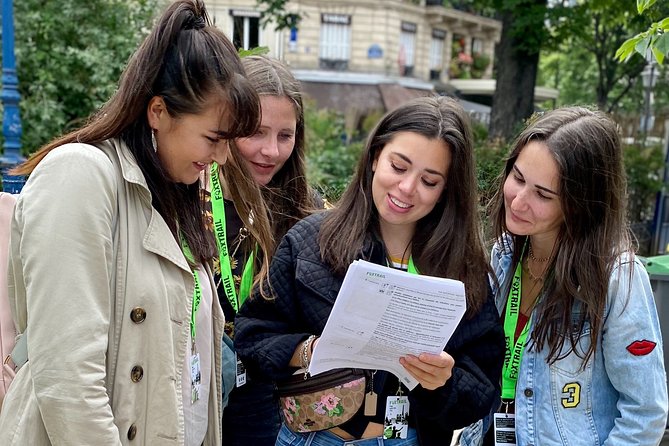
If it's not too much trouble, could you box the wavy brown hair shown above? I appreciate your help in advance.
[13,0,273,269]
[320,96,490,314]
[222,55,314,253]
[490,106,632,365]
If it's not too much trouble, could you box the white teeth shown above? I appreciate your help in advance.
[389,196,411,209]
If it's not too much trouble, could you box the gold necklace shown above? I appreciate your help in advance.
[523,256,546,283]
[528,244,550,263]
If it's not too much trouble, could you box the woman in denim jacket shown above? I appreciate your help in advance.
[460,107,668,446]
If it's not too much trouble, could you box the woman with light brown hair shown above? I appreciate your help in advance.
[210,55,319,445]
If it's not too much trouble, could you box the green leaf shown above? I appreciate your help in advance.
[635,35,652,58]
[652,46,665,64]
[638,0,657,15]
[238,46,270,58]
[654,32,669,60]
[616,35,644,62]
[659,18,669,31]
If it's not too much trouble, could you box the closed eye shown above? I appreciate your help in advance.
[421,178,438,187]
[390,162,406,173]
[537,190,552,200]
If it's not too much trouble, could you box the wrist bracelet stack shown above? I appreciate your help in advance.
[301,335,317,370]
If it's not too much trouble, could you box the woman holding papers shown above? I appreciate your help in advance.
[235,96,505,446]
[460,107,667,446]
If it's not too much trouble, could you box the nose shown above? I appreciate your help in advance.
[260,135,279,158]
[212,140,230,166]
[398,174,418,196]
[510,187,529,211]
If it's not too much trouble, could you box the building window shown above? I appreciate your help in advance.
[472,37,483,55]
[230,10,261,50]
[399,21,417,77]
[429,29,446,81]
[320,14,351,70]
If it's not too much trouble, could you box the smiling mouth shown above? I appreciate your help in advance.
[508,210,528,223]
[389,195,412,209]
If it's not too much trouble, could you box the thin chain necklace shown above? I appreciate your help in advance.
[528,243,550,263]
[523,256,546,283]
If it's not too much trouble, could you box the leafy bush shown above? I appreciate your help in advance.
[305,102,364,202]
[624,143,664,254]
[15,0,157,155]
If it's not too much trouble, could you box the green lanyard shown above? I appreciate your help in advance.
[387,255,419,275]
[180,234,202,341]
[407,256,418,275]
[501,261,532,399]
[210,163,255,312]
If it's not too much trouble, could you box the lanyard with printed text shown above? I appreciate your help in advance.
[501,261,531,400]
[210,163,254,312]
[180,234,202,342]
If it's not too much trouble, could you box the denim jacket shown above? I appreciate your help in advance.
[461,236,668,446]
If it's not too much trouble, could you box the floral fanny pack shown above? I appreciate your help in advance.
[276,368,371,432]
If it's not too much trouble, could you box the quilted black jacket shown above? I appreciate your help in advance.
[235,212,505,446]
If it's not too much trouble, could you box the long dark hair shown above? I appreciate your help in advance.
[320,96,490,314]
[490,106,631,364]
[14,0,272,267]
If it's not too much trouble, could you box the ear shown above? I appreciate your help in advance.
[147,96,167,130]
[371,153,379,172]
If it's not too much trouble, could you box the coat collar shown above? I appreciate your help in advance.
[99,138,192,273]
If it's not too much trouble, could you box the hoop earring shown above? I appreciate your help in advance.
[151,129,157,153]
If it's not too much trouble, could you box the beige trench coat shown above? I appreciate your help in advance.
[0,139,224,445]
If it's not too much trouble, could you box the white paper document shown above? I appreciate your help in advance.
[308,260,467,390]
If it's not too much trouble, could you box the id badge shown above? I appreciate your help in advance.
[493,412,516,446]
[190,352,201,403]
[383,396,410,439]
[235,353,247,387]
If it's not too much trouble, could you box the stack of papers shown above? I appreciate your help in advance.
[308,260,467,390]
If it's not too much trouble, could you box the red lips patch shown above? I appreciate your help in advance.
[626,339,657,356]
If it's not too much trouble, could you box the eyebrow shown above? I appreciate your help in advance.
[393,152,446,178]
[512,165,558,195]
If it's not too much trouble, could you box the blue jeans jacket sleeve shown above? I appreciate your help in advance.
[601,258,668,445]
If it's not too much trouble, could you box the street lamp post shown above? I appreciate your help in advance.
[641,55,657,147]
[1,0,25,193]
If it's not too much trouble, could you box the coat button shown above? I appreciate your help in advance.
[127,424,137,440]
[524,388,533,397]
[131,366,144,383]
[130,307,146,323]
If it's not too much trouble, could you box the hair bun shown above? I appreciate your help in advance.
[186,14,206,30]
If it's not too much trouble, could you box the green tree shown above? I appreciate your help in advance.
[538,1,660,113]
[14,0,158,155]
[255,0,301,31]
[487,0,549,141]
[616,0,669,64]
